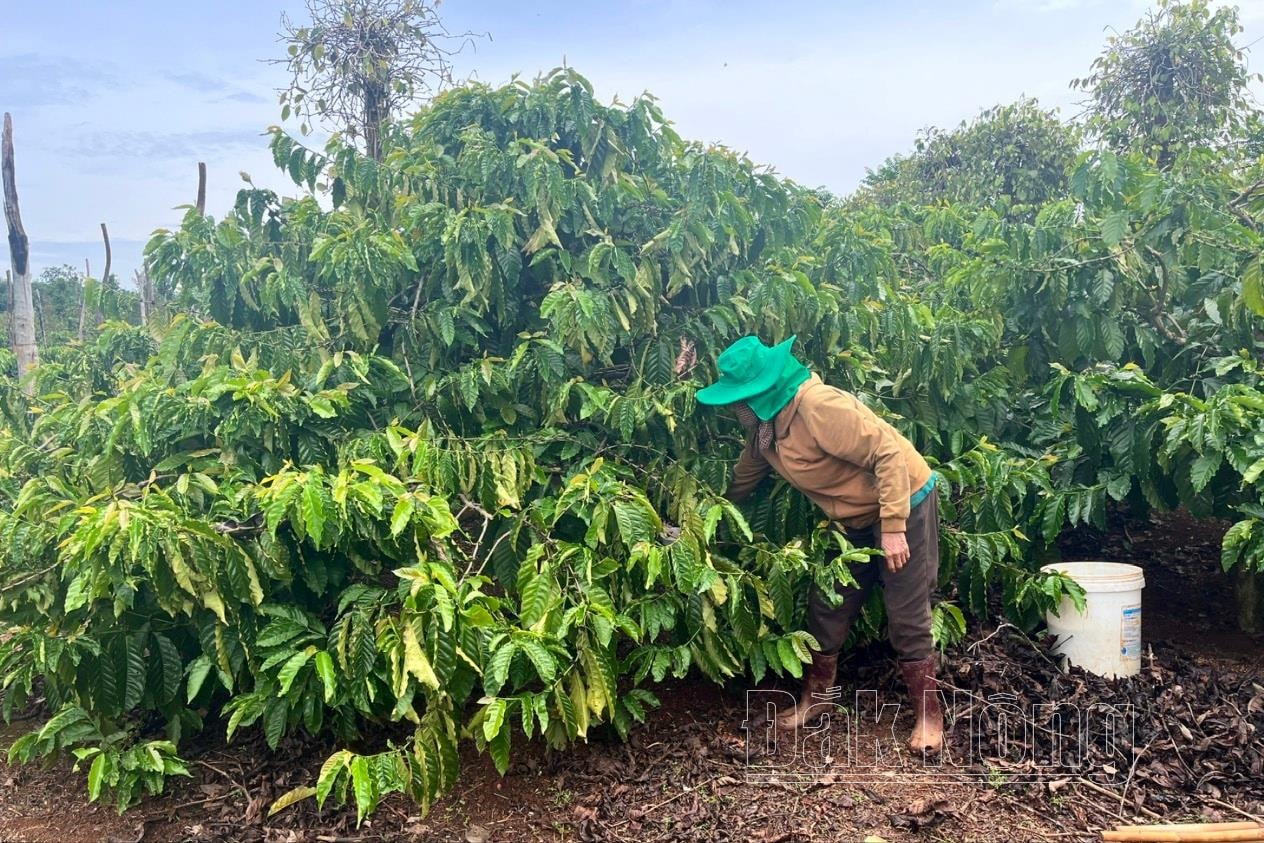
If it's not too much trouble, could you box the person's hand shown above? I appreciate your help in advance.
[881,531,910,573]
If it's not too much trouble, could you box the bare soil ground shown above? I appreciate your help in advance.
[1,511,1260,843]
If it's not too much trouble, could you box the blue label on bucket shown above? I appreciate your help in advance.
[1120,605,1141,660]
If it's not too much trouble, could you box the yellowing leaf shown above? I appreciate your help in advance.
[268,785,317,817]
[402,620,440,690]
[390,495,415,537]
[202,592,227,624]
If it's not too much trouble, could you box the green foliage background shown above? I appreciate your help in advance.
[3,0,1264,820]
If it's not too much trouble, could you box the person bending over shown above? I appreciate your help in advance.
[694,335,943,753]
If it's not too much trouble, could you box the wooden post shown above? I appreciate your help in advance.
[196,162,207,215]
[2,112,37,391]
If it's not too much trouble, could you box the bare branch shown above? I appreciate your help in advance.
[274,0,484,159]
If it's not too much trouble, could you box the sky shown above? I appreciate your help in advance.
[3,0,1264,281]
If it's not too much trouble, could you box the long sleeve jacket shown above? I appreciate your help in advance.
[727,374,932,534]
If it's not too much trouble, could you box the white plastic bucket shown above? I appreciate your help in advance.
[1039,561,1145,679]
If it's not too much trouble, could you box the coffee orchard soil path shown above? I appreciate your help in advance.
[1,513,1260,843]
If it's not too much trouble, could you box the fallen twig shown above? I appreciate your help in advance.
[1204,801,1264,826]
[167,793,232,813]
[604,774,725,829]
[1119,739,1156,813]
[1076,778,1163,821]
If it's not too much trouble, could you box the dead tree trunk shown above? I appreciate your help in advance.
[144,268,155,323]
[2,113,37,391]
[1237,567,1263,634]
[78,258,89,341]
[33,285,45,344]
[139,265,156,326]
[98,222,111,325]
[364,86,386,162]
[136,269,148,326]
[196,162,207,215]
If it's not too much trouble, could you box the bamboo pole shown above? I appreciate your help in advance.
[1114,824,1262,834]
[1102,824,1264,842]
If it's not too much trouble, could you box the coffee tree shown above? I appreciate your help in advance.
[2,2,1264,820]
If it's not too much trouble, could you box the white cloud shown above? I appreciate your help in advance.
[994,0,1105,11]
[455,10,1110,192]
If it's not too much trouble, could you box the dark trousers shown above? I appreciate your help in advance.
[806,491,940,661]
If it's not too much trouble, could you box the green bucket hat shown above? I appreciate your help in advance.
[695,335,810,421]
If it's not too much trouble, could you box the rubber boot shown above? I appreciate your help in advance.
[900,655,944,754]
[776,652,839,730]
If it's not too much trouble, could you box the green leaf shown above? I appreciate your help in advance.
[301,479,327,547]
[1106,474,1132,501]
[487,715,511,775]
[481,697,507,742]
[277,648,314,696]
[1190,451,1221,494]
[315,750,351,808]
[484,642,515,695]
[314,651,337,702]
[518,568,553,630]
[390,496,415,537]
[64,571,92,613]
[515,637,556,683]
[123,634,147,711]
[350,755,377,824]
[154,633,182,705]
[776,637,802,678]
[308,396,337,418]
[263,700,287,749]
[1243,257,1264,316]
[613,498,659,545]
[1222,519,1254,572]
[1100,319,1126,361]
[1099,210,1128,246]
[87,752,109,802]
[1242,457,1264,486]
[186,655,213,703]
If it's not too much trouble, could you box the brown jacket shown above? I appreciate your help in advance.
[727,374,932,534]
